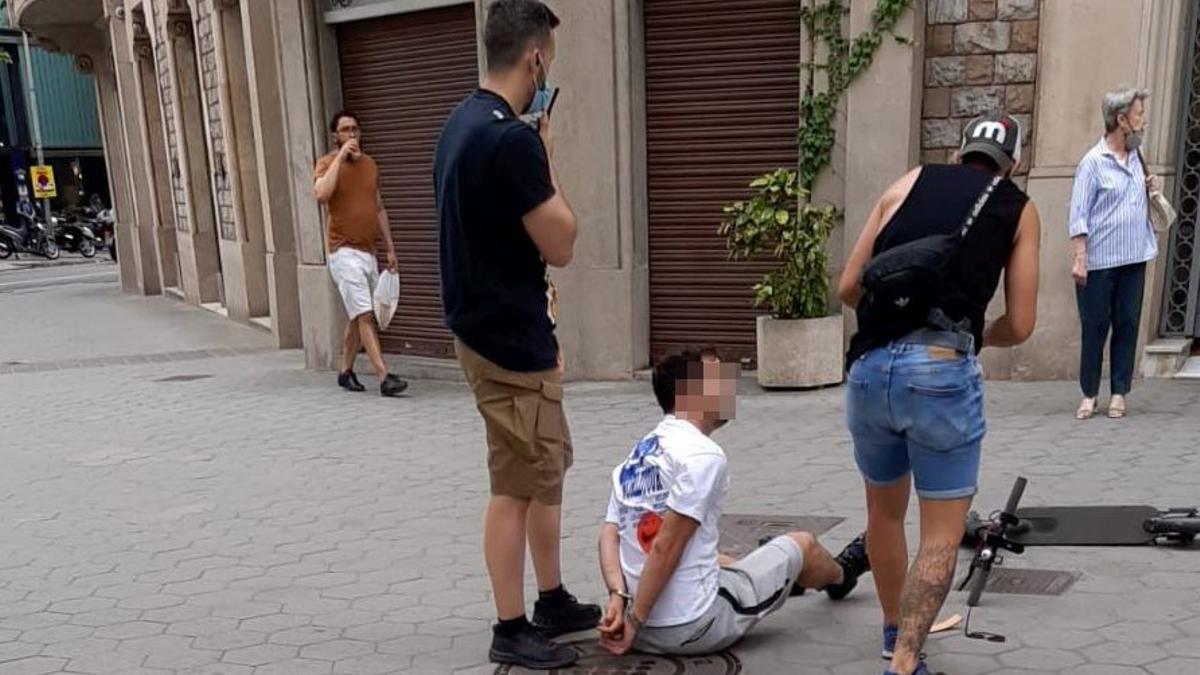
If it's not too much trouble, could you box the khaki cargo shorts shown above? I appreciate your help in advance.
[455,339,573,505]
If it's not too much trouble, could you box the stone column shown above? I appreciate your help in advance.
[163,7,223,304]
[132,13,180,290]
[843,0,925,337]
[275,0,344,368]
[1134,0,1190,343]
[240,0,302,347]
[93,52,139,292]
[107,8,162,295]
[204,0,271,322]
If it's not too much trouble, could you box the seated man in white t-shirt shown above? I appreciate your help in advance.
[597,349,870,656]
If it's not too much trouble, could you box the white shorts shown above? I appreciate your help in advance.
[328,247,378,320]
[634,536,804,656]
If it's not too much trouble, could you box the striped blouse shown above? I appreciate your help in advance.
[1067,138,1158,270]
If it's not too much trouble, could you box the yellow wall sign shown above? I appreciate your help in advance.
[31,165,57,199]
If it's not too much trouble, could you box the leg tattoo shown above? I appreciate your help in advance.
[896,542,957,661]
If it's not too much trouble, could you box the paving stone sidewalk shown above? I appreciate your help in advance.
[2,285,1199,675]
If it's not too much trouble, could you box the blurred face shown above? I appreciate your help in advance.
[334,115,360,148]
[678,356,739,429]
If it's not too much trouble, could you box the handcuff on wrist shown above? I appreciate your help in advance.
[608,589,644,632]
[608,588,632,604]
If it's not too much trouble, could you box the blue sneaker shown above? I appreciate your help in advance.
[881,624,898,660]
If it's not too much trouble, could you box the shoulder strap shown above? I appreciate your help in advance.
[957,176,1002,241]
[1136,148,1150,179]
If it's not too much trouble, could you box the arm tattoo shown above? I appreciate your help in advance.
[896,542,958,659]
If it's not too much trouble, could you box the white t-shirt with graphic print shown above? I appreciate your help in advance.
[604,415,729,627]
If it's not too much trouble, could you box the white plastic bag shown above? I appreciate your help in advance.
[373,270,400,329]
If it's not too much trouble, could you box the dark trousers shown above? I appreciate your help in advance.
[1075,262,1146,398]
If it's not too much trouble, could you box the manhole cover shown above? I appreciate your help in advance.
[961,568,1079,596]
[153,374,213,382]
[718,514,844,558]
[495,639,740,674]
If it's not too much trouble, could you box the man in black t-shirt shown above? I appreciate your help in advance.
[434,0,598,669]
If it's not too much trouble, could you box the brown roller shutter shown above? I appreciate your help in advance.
[336,4,478,359]
[644,0,800,364]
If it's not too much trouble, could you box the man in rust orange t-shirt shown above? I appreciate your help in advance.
[313,110,407,397]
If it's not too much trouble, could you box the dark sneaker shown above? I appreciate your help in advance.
[826,532,870,600]
[531,589,602,638]
[337,370,365,392]
[489,622,577,669]
[881,623,898,659]
[380,374,408,397]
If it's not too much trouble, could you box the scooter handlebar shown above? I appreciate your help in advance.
[1003,476,1027,516]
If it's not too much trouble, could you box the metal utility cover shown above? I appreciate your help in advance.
[974,568,1079,596]
[496,640,740,675]
[719,514,845,559]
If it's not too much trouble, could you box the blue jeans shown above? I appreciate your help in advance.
[846,338,986,500]
[1075,262,1146,398]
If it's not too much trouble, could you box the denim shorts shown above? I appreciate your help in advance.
[846,339,986,500]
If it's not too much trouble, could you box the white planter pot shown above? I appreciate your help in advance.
[756,315,844,389]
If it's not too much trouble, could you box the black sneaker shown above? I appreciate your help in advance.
[380,374,408,397]
[489,622,577,669]
[826,532,870,600]
[337,370,365,392]
[531,589,602,638]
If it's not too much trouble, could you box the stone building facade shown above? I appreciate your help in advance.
[12,0,1198,382]
[921,0,1039,168]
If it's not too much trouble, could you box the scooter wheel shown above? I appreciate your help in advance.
[80,238,96,258]
[42,240,59,260]
[0,241,11,259]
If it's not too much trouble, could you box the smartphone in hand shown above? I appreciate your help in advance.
[521,87,560,127]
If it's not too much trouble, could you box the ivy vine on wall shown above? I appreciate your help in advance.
[799,0,912,191]
[720,0,913,320]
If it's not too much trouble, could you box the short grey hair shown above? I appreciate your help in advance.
[1101,87,1150,132]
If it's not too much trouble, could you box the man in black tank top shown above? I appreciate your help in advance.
[835,113,1042,675]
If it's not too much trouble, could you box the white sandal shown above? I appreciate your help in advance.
[1076,397,1097,420]
[1108,395,1127,419]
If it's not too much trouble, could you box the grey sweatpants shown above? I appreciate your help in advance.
[634,536,804,656]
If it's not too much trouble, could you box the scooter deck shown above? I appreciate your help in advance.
[1012,505,1160,546]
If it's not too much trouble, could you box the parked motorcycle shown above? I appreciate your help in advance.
[68,195,115,261]
[51,214,98,258]
[0,212,59,260]
[95,209,116,261]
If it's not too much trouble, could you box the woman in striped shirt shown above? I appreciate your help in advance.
[1068,87,1161,420]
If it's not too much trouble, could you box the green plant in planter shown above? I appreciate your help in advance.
[718,168,837,320]
[719,0,911,323]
